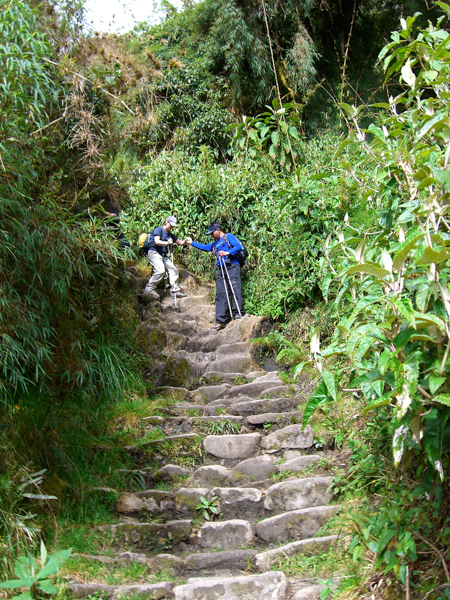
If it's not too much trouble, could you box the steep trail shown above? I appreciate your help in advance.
[68,267,342,600]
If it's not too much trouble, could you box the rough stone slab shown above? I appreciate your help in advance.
[173,571,287,600]
[213,487,264,520]
[264,477,334,512]
[259,385,291,399]
[198,519,253,550]
[201,372,244,385]
[279,455,321,473]
[100,520,192,543]
[254,535,338,570]
[261,425,314,451]
[116,490,174,514]
[207,397,237,407]
[68,582,175,599]
[284,450,306,460]
[255,505,341,544]
[252,372,281,383]
[188,465,230,488]
[151,554,184,576]
[154,387,191,401]
[291,585,328,600]
[184,549,257,575]
[203,433,261,460]
[229,455,277,484]
[246,371,267,380]
[115,551,149,564]
[155,464,191,480]
[205,356,257,374]
[228,398,295,416]
[175,488,210,515]
[192,384,232,403]
[247,411,301,425]
[223,380,282,399]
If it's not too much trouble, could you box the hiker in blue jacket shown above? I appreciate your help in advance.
[188,223,244,330]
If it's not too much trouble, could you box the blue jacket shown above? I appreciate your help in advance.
[191,233,242,266]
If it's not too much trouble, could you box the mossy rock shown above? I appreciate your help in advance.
[135,324,167,357]
[161,356,198,388]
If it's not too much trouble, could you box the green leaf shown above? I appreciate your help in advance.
[293,361,313,380]
[343,264,390,278]
[322,371,337,401]
[434,394,450,407]
[392,231,426,271]
[340,103,357,118]
[37,579,58,594]
[40,540,47,568]
[416,246,450,266]
[392,297,416,329]
[302,381,330,428]
[0,579,36,589]
[429,375,446,395]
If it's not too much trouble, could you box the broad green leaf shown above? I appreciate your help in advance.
[392,232,426,271]
[416,246,450,266]
[302,381,330,428]
[362,391,395,414]
[0,579,36,589]
[37,580,58,594]
[343,264,390,278]
[392,297,416,329]
[293,361,313,380]
[11,593,33,600]
[322,371,337,401]
[413,311,446,331]
[429,375,446,395]
[340,103,357,118]
[434,394,450,407]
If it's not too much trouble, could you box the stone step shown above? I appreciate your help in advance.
[173,476,333,520]
[154,386,191,401]
[117,490,175,514]
[124,433,200,452]
[173,571,287,600]
[291,584,330,600]
[228,397,296,416]
[261,424,315,452]
[204,356,258,374]
[192,384,232,403]
[201,371,245,385]
[222,380,284,399]
[98,520,192,545]
[255,504,341,544]
[198,519,254,550]
[255,535,338,571]
[203,432,261,466]
[279,455,322,473]
[246,411,302,424]
[259,385,292,399]
[67,582,174,599]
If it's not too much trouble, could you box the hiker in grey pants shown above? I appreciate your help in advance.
[143,216,189,298]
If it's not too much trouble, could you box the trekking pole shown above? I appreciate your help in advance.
[218,255,234,321]
[220,256,242,318]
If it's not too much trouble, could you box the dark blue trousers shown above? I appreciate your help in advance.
[215,262,243,323]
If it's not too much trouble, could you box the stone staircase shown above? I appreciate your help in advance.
[68,268,342,600]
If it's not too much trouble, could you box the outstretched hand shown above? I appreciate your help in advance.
[185,237,193,245]
[217,250,228,257]
[167,238,174,245]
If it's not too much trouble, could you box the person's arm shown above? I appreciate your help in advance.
[217,234,241,257]
[154,227,173,247]
[190,240,215,252]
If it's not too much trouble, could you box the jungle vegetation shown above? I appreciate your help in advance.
[1,0,450,598]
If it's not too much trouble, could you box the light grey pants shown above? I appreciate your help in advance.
[145,250,180,292]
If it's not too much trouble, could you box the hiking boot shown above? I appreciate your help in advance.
[172,291,187,298]
[211,322,226,331]
[142,290,160,302]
